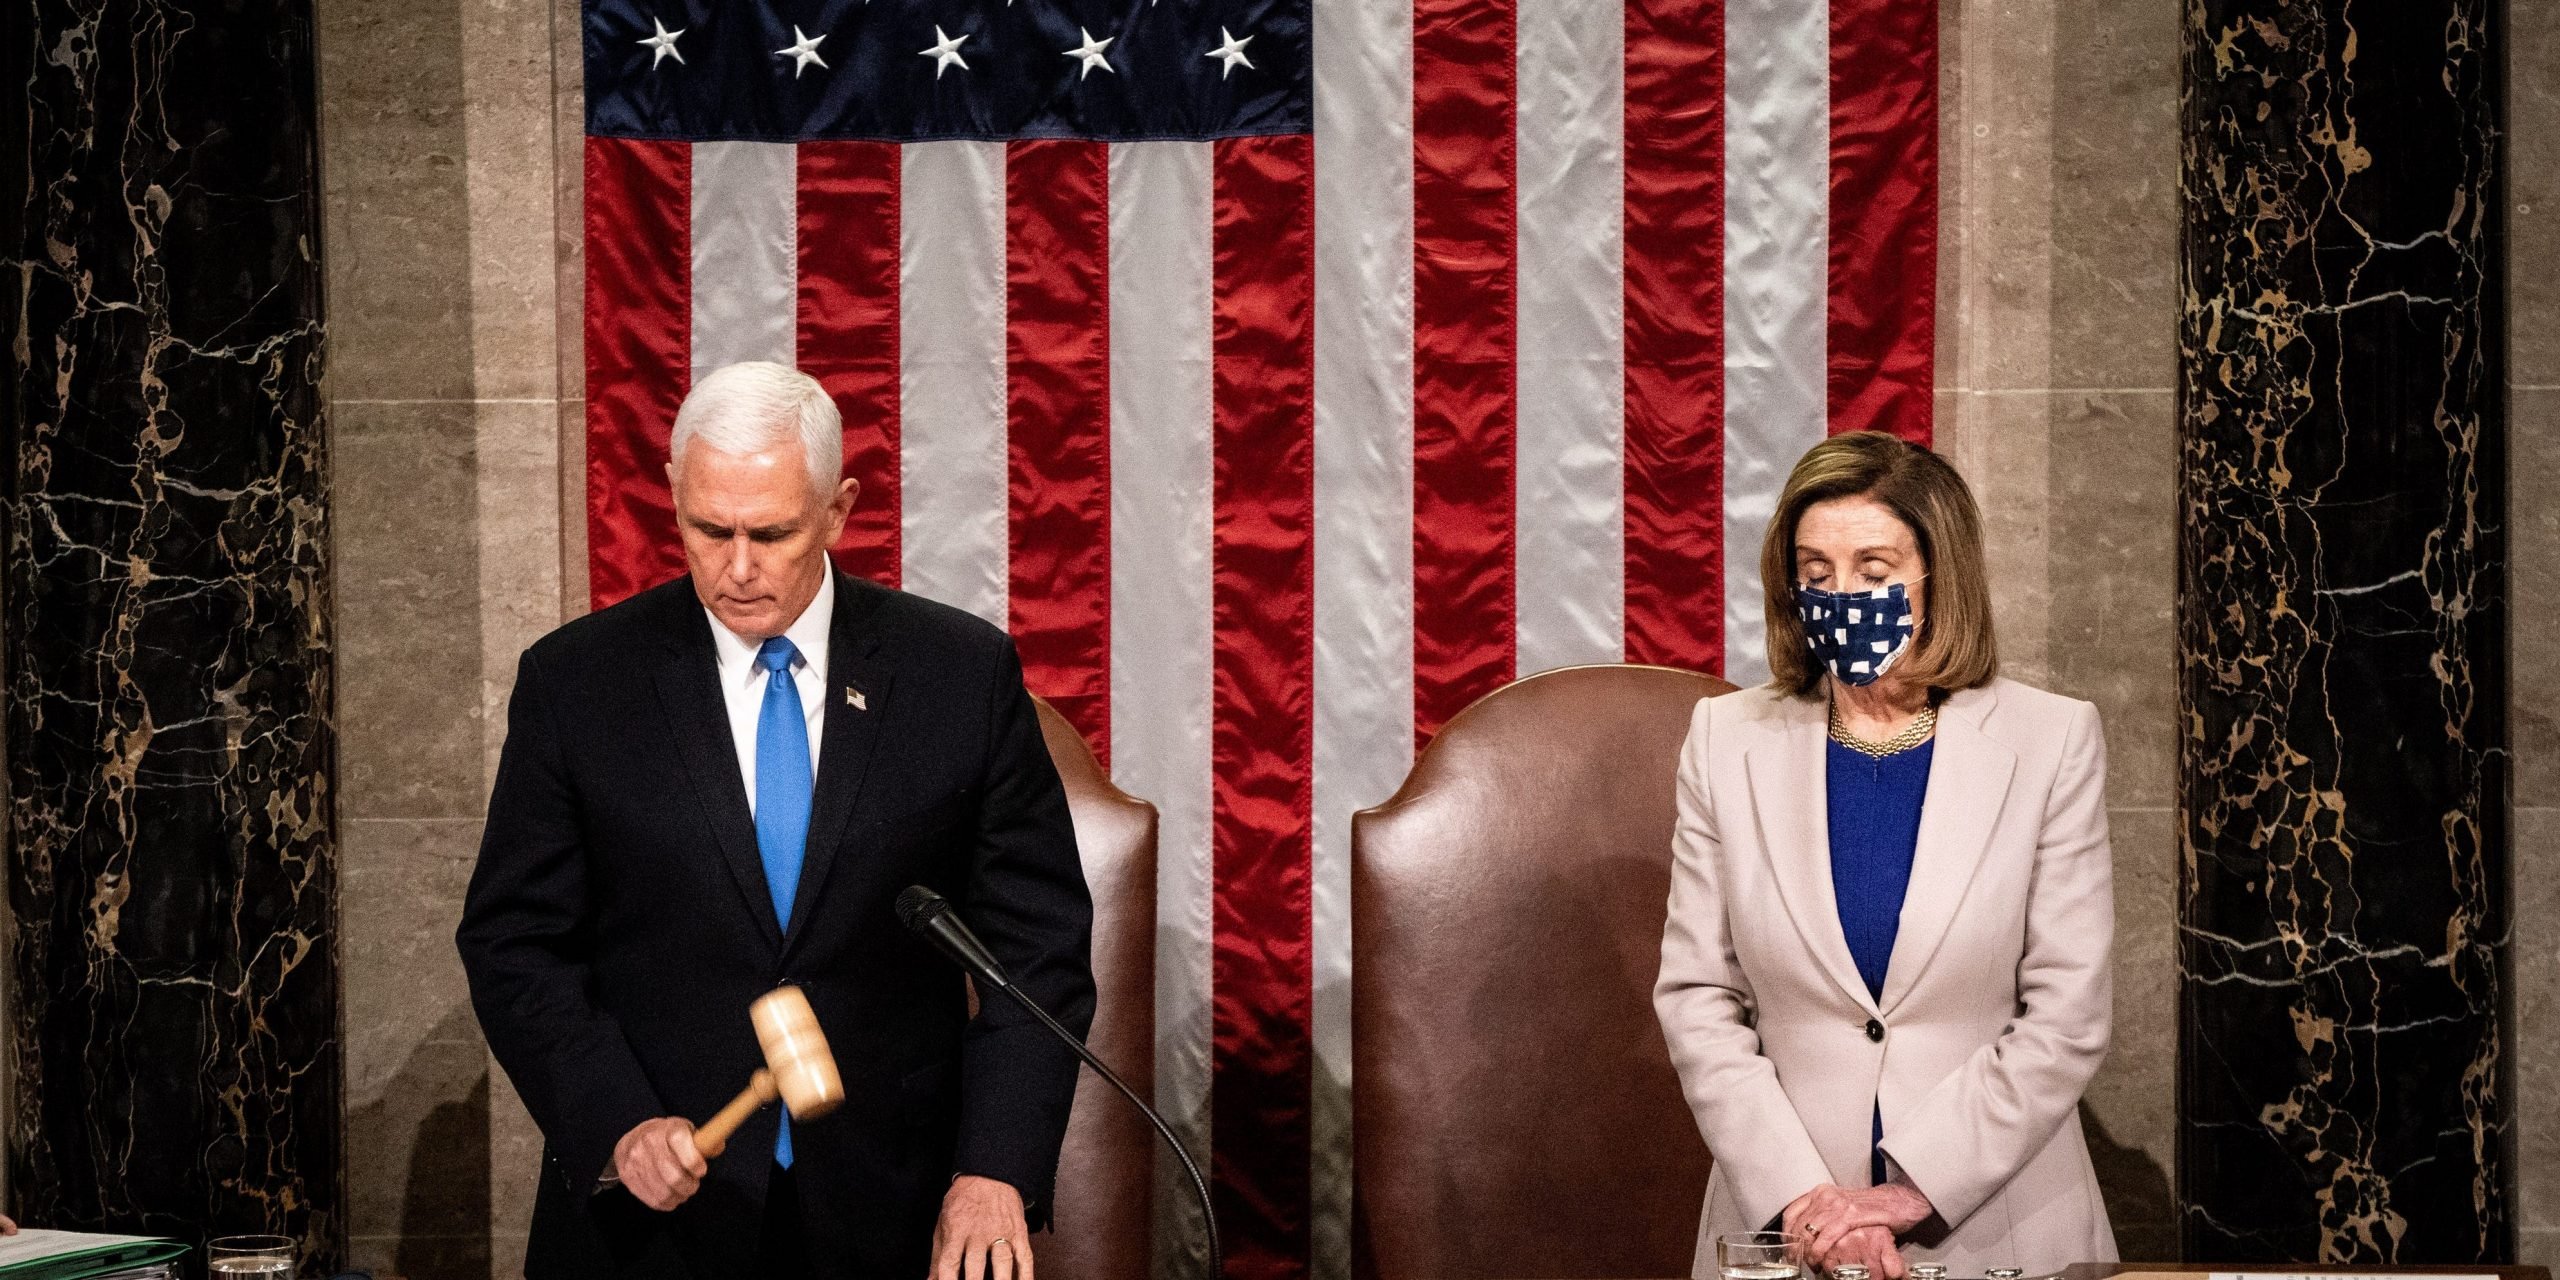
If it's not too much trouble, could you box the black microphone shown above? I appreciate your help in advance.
[897,884,1015,989]
[895,885,1222,1280]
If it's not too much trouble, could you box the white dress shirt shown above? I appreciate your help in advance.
[705,569,832,813]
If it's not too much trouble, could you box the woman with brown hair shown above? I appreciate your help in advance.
[1655,432,2119,1278]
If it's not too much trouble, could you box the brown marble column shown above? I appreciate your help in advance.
[3,0,343,1267]
[2177,0,2506,1263]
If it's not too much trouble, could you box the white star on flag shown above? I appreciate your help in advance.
[919,25,971,78]
[1205,27,1254,79]
[1062,28,1115,81]
[637,16,685,69]
[775,25,829,77]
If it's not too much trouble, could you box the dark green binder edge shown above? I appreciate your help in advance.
[0,1238,190,1280]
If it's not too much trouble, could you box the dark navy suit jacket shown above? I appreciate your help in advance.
[456,571,1095,1279]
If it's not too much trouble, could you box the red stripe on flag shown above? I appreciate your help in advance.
[1412,0,1517,742]
[585,136,692,611]
[1827,0,1937,443]
[1006,140,1113,759]
[1623,0,1726,673]
[798,142,903,588]
[1209,133,1315,1280]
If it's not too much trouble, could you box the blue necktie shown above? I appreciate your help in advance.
[753,636,813,1167]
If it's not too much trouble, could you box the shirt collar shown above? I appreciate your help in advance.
[705,567,836,688]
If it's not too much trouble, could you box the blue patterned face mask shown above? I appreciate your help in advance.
[1795,580,1918,687]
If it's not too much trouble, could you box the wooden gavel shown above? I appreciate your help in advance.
[692,986,846,1158]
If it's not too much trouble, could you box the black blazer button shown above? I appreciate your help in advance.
[1865,1019,1885,1042]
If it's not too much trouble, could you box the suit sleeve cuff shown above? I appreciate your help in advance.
[1874,1135,1986,1235]
[952,1168,1053,1233]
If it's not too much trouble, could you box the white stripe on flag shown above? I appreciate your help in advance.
[690,141,799,372]
[1514,0,1626,675]
[899,141,1011,629]
[1104,139,1218,1280]
[1312,0,1417,1264]
[1722,0,1830,685]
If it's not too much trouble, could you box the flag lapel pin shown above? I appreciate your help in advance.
[845,686,868,712]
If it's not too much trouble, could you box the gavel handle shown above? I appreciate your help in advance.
[691,1069,778,1159]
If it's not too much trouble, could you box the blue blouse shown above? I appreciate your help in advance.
[1826,734,1935,1184]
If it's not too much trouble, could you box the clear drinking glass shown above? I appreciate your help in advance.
[206,1235,296,1278]
[1717,1230,1805,1280]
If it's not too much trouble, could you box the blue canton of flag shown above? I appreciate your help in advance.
[585,0,1309,141]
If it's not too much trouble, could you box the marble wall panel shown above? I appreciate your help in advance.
[321,0,570,1265]
[332,404,500,1280]
[2511,2,2558,388]
[1939,0,2056,397]
[2176,0,2508,1259]
[314,0,474,404]
[554,0,591,620]
[2517,805,2560,1269]
[2509,0,2557,1260]
[2087,805,2180,1263]
[2510,0,2560,1234]
[474,404,560,1280]
[2050,389,2178,1255]
[559,399,590,623]
[339,816,484,1251]
[2048,392,2177,811]
[2048,1,2178,393]
[474,404,566,777]
[318,0,559,404]
[3,0,342,1265]
[334,404,484,820]
[454,0,564,404]
[1935,0,2181,1254]
[1932,4,1962,398]
[1939,391,2054,688]
[2517,390,2559,813]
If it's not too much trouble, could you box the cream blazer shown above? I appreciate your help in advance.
[1654,678,2118,1276]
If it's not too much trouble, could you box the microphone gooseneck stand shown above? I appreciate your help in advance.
[897,885,1223,1280]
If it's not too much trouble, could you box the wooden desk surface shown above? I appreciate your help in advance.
[1485,1267,2552,1280]
[2071,1266,2550,1280]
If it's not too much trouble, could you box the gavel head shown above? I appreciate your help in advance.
[751,986,845,1120]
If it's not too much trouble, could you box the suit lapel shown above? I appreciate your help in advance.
[1746,697,1881,1017]
[651,604,782,954]
[1878,683,2015,1015]
[781,573,895,952]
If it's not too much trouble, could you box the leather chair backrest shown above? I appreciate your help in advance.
[1034,700,1158,1280]
[1351,664,1735,1280]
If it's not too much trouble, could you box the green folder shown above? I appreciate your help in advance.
[0,1231,191,1280]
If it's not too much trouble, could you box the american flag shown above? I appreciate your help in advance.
[576,0,1934,1270]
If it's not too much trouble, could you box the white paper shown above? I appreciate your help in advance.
[0,1229,163,1266]
[2209,1273,2499,1280]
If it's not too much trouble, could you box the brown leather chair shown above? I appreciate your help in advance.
[1032,699,1158,1280]
[1351,663,1735,1280]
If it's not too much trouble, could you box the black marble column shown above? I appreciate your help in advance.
[3,0,342,1268]
[2178,0,2505,1264]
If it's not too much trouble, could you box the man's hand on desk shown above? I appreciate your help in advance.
[612,1116,709,1210]
[931,1174,1032,1280]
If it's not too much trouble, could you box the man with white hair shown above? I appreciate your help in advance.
[458,361,1095,1279]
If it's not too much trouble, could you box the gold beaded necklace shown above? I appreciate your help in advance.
[1828,700,1938,759]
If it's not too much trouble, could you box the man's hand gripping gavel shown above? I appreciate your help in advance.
[613,986,844,1212]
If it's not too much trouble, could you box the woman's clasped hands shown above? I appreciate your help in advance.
[1780,1180,1935,1280]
